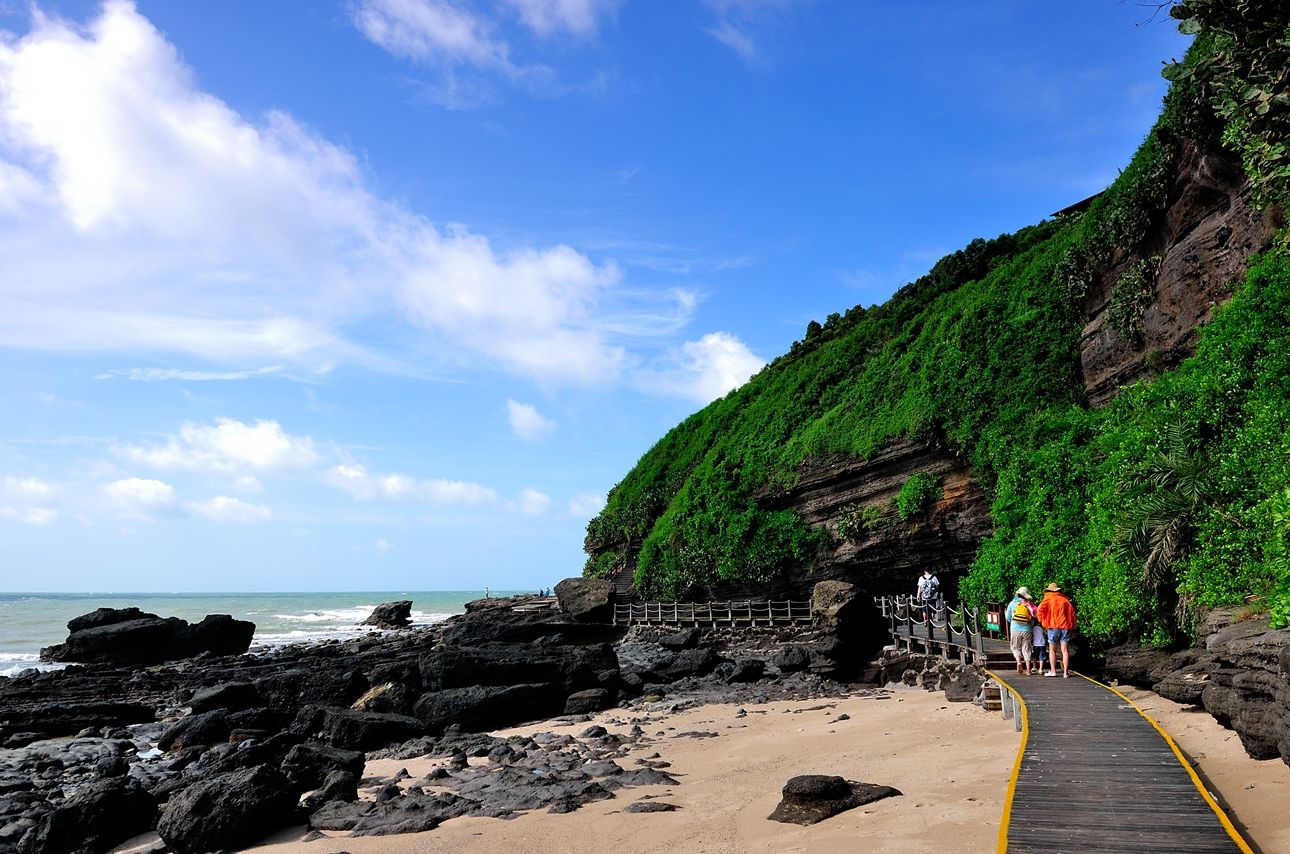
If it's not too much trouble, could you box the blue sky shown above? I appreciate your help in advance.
[0,1,1190,592]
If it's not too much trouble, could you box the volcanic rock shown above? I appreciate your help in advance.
[40,612,254,666]
[364,601,413,629]
[554,577,614,623]
[16,777,155,854]
[414,683,563,735]
[767,775,901,825]
[188,681,260,714]
[156,764,299,854]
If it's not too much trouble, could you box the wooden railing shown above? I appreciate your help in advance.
[613,599,813,627]
[875,594,986,657]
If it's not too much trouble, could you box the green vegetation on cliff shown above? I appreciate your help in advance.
[587,7,1290,643]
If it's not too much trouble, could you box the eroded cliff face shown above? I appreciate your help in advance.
[1080,140,1275,405]
[752,440,991,601]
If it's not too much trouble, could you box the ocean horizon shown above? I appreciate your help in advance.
[0,590,528,677]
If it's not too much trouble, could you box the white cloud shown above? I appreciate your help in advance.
[98,366,283,382]
[232,475,263,494]
[101,476,177,519]
[568,491,605,517]
[374,538,394,554]
[504,0,617,37]
[513,487,551,515]
[2,475,57,502]
[705,21,756,63]
[119,418,318,473]
[0,2,673,387]
[325,464,498,506]
[636,331,764,404]
[506,399,556,442]
[188,495,272,523]
[0,505,57,525]
[353,0,515,69]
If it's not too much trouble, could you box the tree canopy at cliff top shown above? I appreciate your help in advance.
[586,2,1290,644]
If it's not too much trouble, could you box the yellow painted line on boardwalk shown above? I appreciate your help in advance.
[1075,672,1255,854]
[983,670,1028,854]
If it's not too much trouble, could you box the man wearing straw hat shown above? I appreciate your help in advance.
[1037,582,1077,678]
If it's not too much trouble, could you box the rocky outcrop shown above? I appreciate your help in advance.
[554,577,614,622]
[1080,141,1275,405]
[757,439,993,602]
[767,775,901,825]
[364,601,413,629]
[156,764,300,854]
[40,610,254,666]
[16,777,155,854]
[1104,609,1290,767]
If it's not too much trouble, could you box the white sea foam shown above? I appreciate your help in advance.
[272,606,376,624]
[0,654,66,678]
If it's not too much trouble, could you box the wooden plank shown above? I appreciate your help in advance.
[993,670,1245,854]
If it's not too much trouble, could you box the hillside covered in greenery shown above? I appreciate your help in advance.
[585,2,1290,645]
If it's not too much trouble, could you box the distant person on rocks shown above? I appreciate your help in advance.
[1005,587,1035,675]
[915,568,940,622]
[1037,583,1077,677]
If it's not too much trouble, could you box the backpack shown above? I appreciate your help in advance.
[1011,600,1033,625]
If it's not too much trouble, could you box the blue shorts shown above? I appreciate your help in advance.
[1047,628,1072,643]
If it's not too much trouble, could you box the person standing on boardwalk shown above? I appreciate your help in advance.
[1030,609,1050,675]
[1005,587,1035,675]
[915,568,939,621]
[1036,582,1076,677]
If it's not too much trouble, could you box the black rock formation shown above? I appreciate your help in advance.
[364,601,413,629]
[767,775,901,825]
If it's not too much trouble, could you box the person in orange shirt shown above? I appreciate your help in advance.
[1036,582,1077,678]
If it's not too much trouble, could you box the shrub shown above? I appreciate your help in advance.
[896,473,944,520]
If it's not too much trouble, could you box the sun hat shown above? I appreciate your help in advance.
[1044,583,1062,592]
[1016,586,1031,599]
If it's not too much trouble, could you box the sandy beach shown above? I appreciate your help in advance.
[235,680,1290,854]
[248,687,1016,854]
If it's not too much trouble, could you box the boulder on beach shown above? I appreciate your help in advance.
[17,777,156,854]
[554,577,614,623]
[364,600,413,629]
[157,764,300,854]
[39,609,255,666]
[767,775,901,825]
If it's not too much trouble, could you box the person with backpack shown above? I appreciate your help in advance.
[914,568,940,622]
[1005,586,1035,675]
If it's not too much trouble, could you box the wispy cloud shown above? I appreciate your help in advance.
[702,0,798,65]
[97,366,283,382]
[512,487,551,515]
[352,0,618,106]
[705,20,756,63]
[325,463,499,506]
[568,491,604,517]
[188,495,272,523]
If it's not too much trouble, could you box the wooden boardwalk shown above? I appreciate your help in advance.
[990,670,1252,854]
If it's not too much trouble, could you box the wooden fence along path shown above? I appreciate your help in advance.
[877,594,1005,662]
[990,669,1253,853]
[612,599,813,626]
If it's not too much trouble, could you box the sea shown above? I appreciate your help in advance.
[0,591,515,677]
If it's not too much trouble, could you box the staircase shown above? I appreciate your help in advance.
[608,564,635,601]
